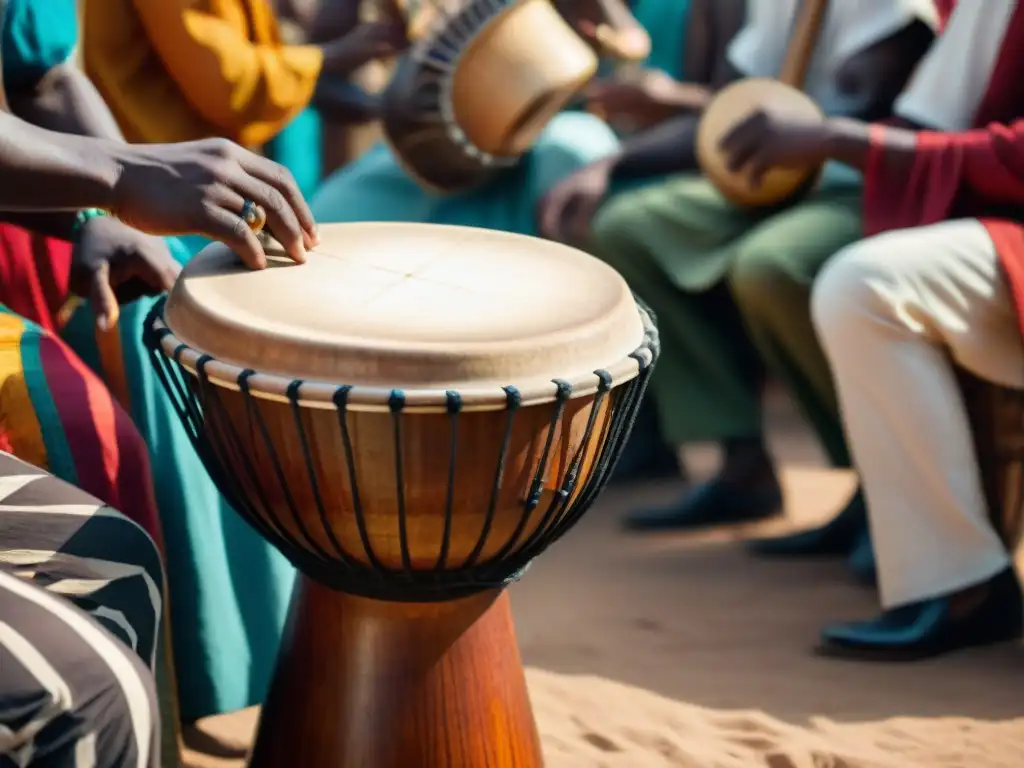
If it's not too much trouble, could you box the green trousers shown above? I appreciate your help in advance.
[590,173,862,466]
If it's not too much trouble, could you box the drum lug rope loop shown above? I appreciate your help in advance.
[434,391,463,572]
[287,380,354,569]
[333,385,384,576]
[240,370,334,562]
[203,363,303,562]
[142,293,661,602]
[491,379,572,564]
[554,299,659,536]
[462,385,520,570]
[202,361,301,555]
[519,373,611,559]
[387,390,414,577]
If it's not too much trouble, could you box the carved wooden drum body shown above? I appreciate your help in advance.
[144,223,657,767]
[380,0,599,193]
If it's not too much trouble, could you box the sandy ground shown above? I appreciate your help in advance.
[182,392,1024,767]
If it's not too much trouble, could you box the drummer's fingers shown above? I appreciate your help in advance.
[89,262,120,332]
[746,153,772,190]
[199,201,268,270]
[227,172,307,264]
[718,113,759,158]
[234,153,319,249]
[721,126,760,174]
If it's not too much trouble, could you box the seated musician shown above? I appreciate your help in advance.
[3,0,321,723]
[551,0,746,484]
[722,0,1024,658]
[0,111,315,762]
[544,0,939,535]
[307,0,660,240]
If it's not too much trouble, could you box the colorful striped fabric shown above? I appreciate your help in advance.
[0,283,182,768]
[0,307,161,542]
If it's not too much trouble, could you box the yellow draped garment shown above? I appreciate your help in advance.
[82,0,323,146]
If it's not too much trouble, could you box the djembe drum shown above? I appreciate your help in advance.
[380,0,600,193]
[143,222,657,767]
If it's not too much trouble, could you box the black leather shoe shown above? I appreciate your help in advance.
[747,490,867,557]
[845,530,877,586]
[622,476,783,531]
[818,566,1024,661]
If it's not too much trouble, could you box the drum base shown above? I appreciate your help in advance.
[249,578,544,768]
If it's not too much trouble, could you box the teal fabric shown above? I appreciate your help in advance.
[1,0,78,89]
[633,0,689,78]
[311,111,621,233]
[1,0,297,721]
[266,107,323,201]
[62,236,295,721]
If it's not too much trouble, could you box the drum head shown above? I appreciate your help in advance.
[164,223,644,399]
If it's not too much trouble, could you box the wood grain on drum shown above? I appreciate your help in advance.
[249,584,542,768]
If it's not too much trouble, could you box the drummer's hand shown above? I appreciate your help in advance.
[71,216,181,331]
[537,159,613,244]
[718,108,833,190]
[111,138,319,270]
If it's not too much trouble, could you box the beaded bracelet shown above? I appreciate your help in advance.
[71,208,108,240]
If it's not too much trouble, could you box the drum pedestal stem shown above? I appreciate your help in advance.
[248,576,544,768]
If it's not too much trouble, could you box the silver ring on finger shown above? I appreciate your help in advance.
[240,199,267,234]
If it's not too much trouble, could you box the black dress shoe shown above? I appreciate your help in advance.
[747,490,867,557]
[818,566,1024,661]
[845,530,877,586]
[622,476,783,531]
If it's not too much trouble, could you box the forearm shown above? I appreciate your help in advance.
[1,63,127,237]
[823,117,917,175]
[610,114,700,180]
[0,111,122,212]
[8,64,126,141]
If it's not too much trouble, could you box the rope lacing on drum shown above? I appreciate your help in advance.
[142,295,660,602]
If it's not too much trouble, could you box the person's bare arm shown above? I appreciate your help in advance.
[7,62,124,140]
[0,111,123,213]
[3,62,126,238]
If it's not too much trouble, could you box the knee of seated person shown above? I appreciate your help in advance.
[589,194,647,262]
[811,240,893,345]
[729,243,800,316]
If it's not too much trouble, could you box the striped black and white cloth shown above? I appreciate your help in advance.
[0,452,163,767]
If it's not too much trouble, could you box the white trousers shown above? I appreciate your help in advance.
[812,219,1021,609]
